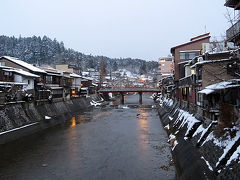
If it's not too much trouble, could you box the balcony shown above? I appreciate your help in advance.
[226,19,240,45]
[178,74,196,88]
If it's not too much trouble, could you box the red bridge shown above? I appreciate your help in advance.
[99,87,161,104]
[99,87,161,93]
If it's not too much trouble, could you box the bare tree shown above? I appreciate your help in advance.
[99,59,107,89]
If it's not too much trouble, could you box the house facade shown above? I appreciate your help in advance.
[171,33,210,101]
[55,64,80,74]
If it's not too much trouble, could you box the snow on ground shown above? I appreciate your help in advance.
[164,124,170,130]
[172,140,178,151]
[226,144,240,166]
[90,100,102,106]
[168,134,176,142]
[216,130,240,167]
[119,69,137,78]
[161,97,200,139]
[161,97,240,169]
[193,123,240,168]
[162,97,174,106]
[193,124,205,137]
[197,121,217,146]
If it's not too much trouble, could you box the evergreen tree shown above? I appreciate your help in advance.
[112,61,118,71]
[0,35,158,74]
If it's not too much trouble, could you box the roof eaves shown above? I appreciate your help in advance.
[170,36,210,53]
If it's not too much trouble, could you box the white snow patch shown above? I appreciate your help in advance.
[172,140,178,151]
[197,121,217,146]
[216,131,240,167]
[193,124,205,137]
[226,145,240,166]
[0,122,39,135]
[108,93,113,98]
[201,131,214,146]
[201,156,213,171]
[2,56,46,73]
[164,124,170,130]
[90,100,102,106]
[45,116,51,120]
[168,134,176,142]
[172,109,200,137]
[122,105,129,109]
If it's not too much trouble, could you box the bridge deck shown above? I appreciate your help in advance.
[99,88,161,93]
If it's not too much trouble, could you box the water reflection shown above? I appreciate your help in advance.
[71,117,76,127]
[69,110,112,128]
[137,108,150,151]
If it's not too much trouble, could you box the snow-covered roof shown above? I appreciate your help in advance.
[0,81,27,85]
[179,75,192,81]
[46,73,62,77]
[70,73,82,78]
[1,56,46,73]
[82,76,94,81]
[205,80,240,90]
[198,79,240,95]
[3,68,40,78]
[81,87,88,90]
[198,89,215,95]
[191,59,233,68]
[207,50,231,55]
[178,61,189,65]
[40,67,61,74]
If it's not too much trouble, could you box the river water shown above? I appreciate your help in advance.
[0,94,175,180]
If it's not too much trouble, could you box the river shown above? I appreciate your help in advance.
[0,94,176,180]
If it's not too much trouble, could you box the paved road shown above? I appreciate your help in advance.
[0,94,175,180]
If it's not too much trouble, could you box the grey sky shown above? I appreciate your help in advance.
[1,0,229,61]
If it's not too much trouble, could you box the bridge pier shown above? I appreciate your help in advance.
[139,92,142,104]
[120,93,124,104]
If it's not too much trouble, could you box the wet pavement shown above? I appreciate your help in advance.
[0,94,175,180]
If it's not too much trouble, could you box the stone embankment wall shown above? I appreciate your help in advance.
[157,97,240,180]
[0,96,96,144]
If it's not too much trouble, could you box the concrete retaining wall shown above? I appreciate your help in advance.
[0,97,92,145]
[157,97,240,180]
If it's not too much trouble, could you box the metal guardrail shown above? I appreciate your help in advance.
[178,74,196,88]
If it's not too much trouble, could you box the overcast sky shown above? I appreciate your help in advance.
[1,0,230,61]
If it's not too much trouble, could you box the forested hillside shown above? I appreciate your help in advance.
[0,35,158,74]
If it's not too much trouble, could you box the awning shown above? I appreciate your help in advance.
[198,89,215,95]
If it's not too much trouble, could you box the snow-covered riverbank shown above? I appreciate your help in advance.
[156,96,240,180]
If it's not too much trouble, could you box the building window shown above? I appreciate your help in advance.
[180,53,185,60]
[0,62,5,66]
[180,51,200,60]
[189,87,192,96]
[189,52,196,59]
[46,76,53,84]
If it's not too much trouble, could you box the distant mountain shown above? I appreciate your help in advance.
[0,35,158,75]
